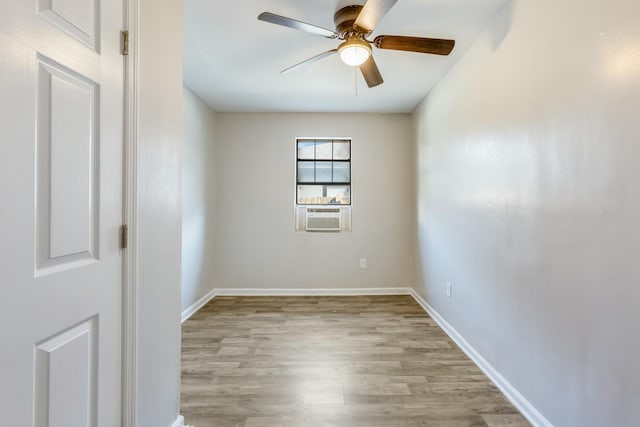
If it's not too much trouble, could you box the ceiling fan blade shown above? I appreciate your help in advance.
[281,49,338,74]
[359,55,384,88]
[353,0,398,34]
[374,35,455,55]
[258,12,337,39]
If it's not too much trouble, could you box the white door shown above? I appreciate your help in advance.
[0,0,124,425]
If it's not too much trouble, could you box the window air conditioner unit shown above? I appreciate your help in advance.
[305,207,341,232]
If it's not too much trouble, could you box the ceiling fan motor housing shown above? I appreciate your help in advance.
[334,5,365,36]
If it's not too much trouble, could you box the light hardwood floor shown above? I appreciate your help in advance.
[181,295,530,427]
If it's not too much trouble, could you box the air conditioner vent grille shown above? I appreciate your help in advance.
[307,208,340,213]
[305,207,342,231]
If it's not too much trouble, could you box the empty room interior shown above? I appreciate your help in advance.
[180,0,639,426]
[1,0,638,426]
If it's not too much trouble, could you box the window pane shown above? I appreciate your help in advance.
[298,185,351,205]
[297,140,315,159]
[296,138,351,206]
[297,185,323,204]
[315,140,332,159]
[333,140,350,160]
[315,161,332,182]
[326,185,350,204]
[332,162,350,182]
[297,161,315,182]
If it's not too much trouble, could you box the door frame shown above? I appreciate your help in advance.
[122,0,139,425]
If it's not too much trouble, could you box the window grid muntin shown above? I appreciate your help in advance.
[296,138,351,205]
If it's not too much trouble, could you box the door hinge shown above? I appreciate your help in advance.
[120,224,128,249]
[121,30,129,56]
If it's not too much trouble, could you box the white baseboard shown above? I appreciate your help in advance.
[409,290,553,427]
[213,287,413,297]
[181,289,216,323]
[171,415,187,427]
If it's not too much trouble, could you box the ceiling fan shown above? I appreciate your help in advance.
[257,0,455,88]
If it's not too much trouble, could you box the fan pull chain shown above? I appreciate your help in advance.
[353,66,358,97]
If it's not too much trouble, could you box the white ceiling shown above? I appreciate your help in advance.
[183,0,508,113]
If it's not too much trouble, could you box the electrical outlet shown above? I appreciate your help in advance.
[446,282,452,298]
[359,258,367,269]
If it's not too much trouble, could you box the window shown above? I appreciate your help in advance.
[296,138,351,205]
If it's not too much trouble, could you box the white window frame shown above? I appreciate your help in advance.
[294,137,352,232]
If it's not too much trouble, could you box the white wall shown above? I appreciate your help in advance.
[214,113,413,290]
[413,0,640,426]
[137,0,183,425]
[182,86,217,311]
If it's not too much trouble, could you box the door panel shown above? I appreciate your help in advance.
[37,55,99,271]
[34,317,97,427]
[37,0,98,49]
[0,0,123,425]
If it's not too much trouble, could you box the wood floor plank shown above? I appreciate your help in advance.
[181,296,530,427]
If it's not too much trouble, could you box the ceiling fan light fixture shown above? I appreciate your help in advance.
[338,39,371,66]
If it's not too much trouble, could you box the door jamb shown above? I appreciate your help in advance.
[122,0,139,425]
